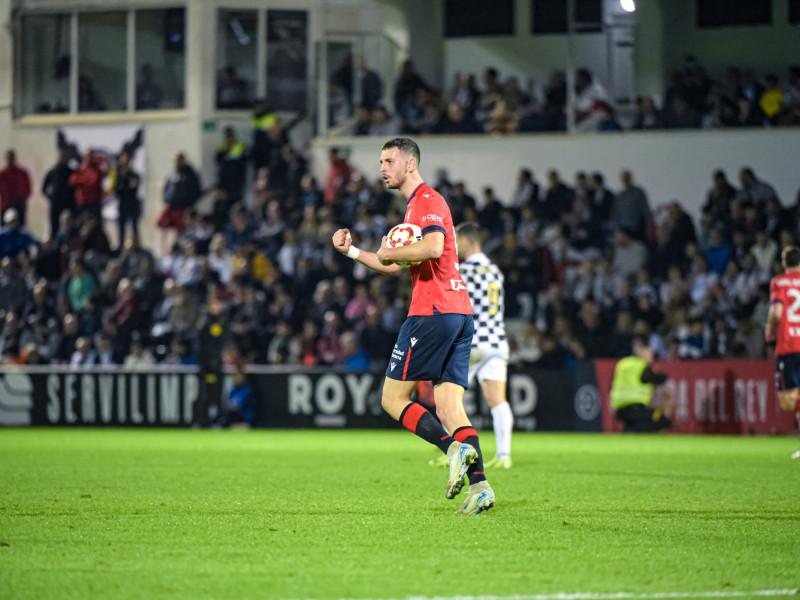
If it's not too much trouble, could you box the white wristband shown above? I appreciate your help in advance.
[346,245,360,260]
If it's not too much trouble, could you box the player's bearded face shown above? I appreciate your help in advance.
[379,149,408,190]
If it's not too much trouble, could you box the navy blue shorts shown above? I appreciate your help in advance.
[386,314,474,388]
[775,353,800,391]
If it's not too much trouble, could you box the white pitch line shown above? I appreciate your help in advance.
[282,590,800,600]
[404,591,800,600]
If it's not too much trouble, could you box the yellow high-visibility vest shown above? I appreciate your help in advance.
[610,356,653,410]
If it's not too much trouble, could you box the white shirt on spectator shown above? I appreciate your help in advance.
[690,271,718,303]
[209,252,234,284]
[750,239,778,273]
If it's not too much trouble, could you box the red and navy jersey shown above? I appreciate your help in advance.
[769,270,800,356]
[403,183,472,317]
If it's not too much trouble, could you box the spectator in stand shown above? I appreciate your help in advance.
[171,239,202,289]
[0,150,32,227]
[77,212,111,260]
[597,104,622,132]
[435,103,481,135]
[663,97,701,129]
[215,127,247,206]
[544,71,567,131]
[114,151,141,252]
[448,182,477,225]
[705,227,731,275]
[573,300,607,358]
[118,232,154,279]
[69,149,105,222]
[750,230,778,273]
[612,228,648,282]
[370,105,401,137]
[453,73,480,119]
[574,68,608,130]
[689,255,718,304]
[485,98,519,135]
[541,170,573,223]
[42,149,76,236]
[324,147,352,206]
[704,170,737,221]
[393,60,427,122]
[760,74,783,126]
[70,336,97,368]
[157,153,202,254]
[0,257,28,316]
[478,188,504,238]
[94,332,118,365]
[512,169,539,214]
[632,96,662,130]
[124,333,155,368]
[250,99,278,172]
[611,171,651,241]
[737,167,779,208]
[0,209,39,260]
[587,172,614,225]
[225,204,257,253]
[475,67,506,126]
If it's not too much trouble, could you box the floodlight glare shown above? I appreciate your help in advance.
[620,0,636,12]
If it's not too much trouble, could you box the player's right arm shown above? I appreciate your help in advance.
[332,228,402,275]
[766,277,783,343]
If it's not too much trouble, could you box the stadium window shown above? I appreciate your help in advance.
[531,0,603,35]
[135,9,186,110]
[216,10,258,110]
[444,0,515,37]
[78,11,128,112]
[791,0,800,23]
[696,0,772,27]
[15,13,72,115]
[15,8,186,117]
[266,10,308,112]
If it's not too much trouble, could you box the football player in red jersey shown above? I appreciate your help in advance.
[332,138,494,513]
[765,246,800,458]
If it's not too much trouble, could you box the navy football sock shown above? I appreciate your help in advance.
[453,426,486,485]
[400,403,455,454]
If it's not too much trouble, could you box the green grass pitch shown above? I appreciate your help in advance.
[1,429,798,600]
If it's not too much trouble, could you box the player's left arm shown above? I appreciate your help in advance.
[377,232,444,265]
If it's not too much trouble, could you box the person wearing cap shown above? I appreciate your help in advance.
[0,208,39,260]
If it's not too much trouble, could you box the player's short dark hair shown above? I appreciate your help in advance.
[455,222,482,245]
[632,334,649,351]
[382,137,420,165]
[783,246,800,268]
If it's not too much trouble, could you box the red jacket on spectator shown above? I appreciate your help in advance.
[324,154,351,205]
[69,160,104,207]
[0,165,32,213]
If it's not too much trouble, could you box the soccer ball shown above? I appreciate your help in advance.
[386,223,422,267]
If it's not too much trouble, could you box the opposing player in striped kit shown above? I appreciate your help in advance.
[431,222,514,468]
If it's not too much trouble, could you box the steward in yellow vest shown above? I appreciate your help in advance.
[610,335,671,433]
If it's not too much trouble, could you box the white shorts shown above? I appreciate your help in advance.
[467,347,509,385]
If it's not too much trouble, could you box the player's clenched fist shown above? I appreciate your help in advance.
[377,236,392,265]
[332,228,351,254]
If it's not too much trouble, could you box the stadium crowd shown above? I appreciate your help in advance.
[0,114,796,371]
[329,58,800,136]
